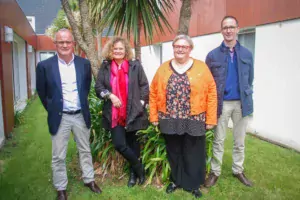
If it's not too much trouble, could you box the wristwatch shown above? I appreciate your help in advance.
[101,89,111,99]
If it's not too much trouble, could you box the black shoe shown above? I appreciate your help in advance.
[137,164,145,185]
[166,182,177,194]
[204,173,219,188]
[57,190,67,200]
[233,172,253,187]
[127,168,137,187]
[84,181,102,194]
[132,163,145,185]
[191,189,202,198]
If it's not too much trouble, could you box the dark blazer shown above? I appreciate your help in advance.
[95,60,149,132]
[205,41,254,118]
[36,55,92,135]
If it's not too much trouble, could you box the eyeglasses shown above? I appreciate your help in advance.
[222,26,237,31]
[173,45,190,51]
[55,41,74,46]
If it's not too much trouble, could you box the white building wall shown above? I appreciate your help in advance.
[191,33,224,61]
[162,41,173,63]
[141,45,162,84]
[252,19,300,151]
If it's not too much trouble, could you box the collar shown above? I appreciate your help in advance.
[220,40,240,52]
[57,54,75,65]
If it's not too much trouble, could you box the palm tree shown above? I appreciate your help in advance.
[100,0,175,60]
[61,0,100,77]
[87,0,109,61]
[177,0,193,35]
[61,0,111,77]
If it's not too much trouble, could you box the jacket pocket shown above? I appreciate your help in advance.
[102,101,111,120]
[244,88,253,96]
[134,100,144,116]
[210,62,223,77]
[241,58,251,65]
[210,62,222,67]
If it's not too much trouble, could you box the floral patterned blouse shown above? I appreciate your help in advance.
[158,63,206,136]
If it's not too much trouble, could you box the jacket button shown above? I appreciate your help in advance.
[60,99,63,102]
[59,112,62,115]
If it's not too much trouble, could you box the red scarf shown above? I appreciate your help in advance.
[110,60,129,128]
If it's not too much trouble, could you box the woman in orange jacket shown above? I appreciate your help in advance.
[149,35,217,198]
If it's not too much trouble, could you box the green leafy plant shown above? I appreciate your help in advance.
[205,129,215,175]
[14,110,25,127]
[137,125,170,186]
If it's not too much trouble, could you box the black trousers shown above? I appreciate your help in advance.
[163,134,206,190]
[111,125,140,167]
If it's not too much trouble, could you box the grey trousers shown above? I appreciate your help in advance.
[211,101,249,176]
[51,113,94,191]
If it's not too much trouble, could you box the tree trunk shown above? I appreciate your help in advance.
[86,54,99,78]
[61,0,99,78]
[134,16,142,61]
[177,0,192,35]
[78,0,99,78]
[96,30,102,61]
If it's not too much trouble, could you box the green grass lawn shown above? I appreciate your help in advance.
[1,98,300,200]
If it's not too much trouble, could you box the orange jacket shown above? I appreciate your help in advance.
[149,58,217,125]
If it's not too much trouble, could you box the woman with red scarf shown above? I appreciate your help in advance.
[95,37,149,187]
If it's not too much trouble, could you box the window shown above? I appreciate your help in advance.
[40,52,55,61]
[238,28,256,58]
[12,41,21,102]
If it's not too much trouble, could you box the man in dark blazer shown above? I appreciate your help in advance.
[36,29,101,200]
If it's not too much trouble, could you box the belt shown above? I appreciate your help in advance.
[62,110,81,115]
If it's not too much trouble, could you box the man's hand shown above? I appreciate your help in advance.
[206,124,215,130]
[109,94,122,108]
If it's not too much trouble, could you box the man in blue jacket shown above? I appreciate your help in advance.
[36,29,101,200]
[204,16,254,187]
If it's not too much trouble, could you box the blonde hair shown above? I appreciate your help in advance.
[172,34,194,50]
[102,36,134,60]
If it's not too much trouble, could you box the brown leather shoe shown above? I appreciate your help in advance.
[57,190,67,200]
[204,173,219,188]
[84,181,102,194]
[233,172,253,187]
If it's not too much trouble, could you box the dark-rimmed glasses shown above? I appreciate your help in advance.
[222,26,237,31]
[55,41,74,46]
[173,45,190,51]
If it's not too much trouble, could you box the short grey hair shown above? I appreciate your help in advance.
[172,34,194,50]
[54,28,74,41]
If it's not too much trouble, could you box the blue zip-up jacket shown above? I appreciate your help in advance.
[205,41,254,117]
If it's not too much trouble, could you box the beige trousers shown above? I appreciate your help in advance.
[51,113,94,190]
[211,101,249,176]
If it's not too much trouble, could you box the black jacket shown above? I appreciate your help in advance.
[36,55,92,135]
[95,60,149,131]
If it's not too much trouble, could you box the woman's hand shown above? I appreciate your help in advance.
[109,94,122,108]
[206,124,215,130]
[152,122,159,126]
